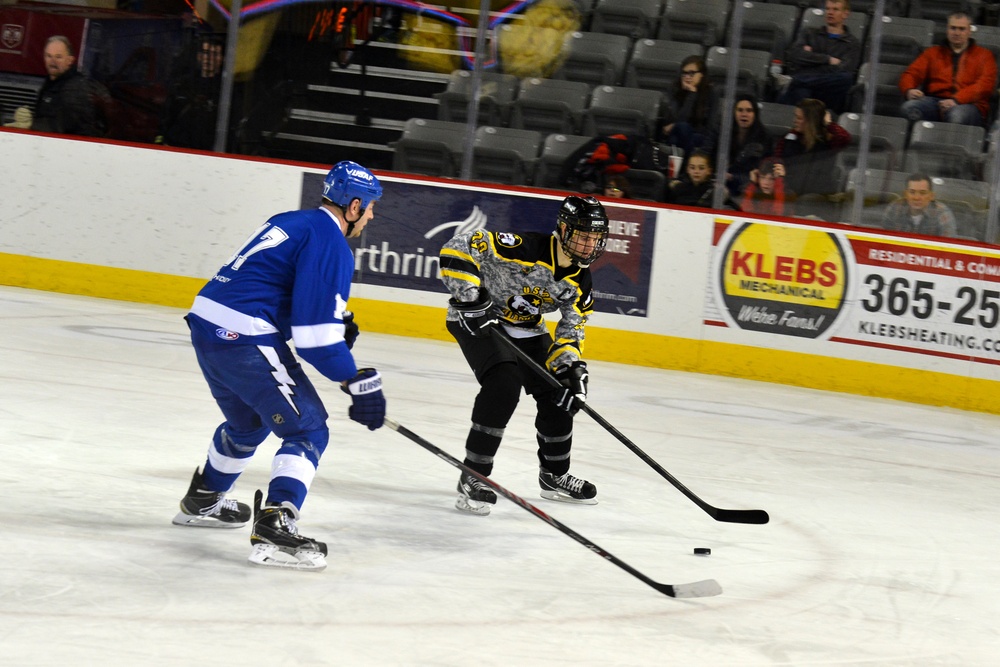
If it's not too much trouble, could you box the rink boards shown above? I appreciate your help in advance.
[3,129,1000,414]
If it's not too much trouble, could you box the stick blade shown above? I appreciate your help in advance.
[714,508,770,524]
[657,578,724,599]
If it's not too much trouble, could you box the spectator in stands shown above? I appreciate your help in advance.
[657,56,719,159]
[31,35,104,137]
[880,173,957,237]
[777,0,861,114]
[773,98,850,201]
[740,158,789,217]
[159,34,225,150]
[667,149,735,209]
[724,93,774,198]
[603,174,633,199]
[898,12,997,127]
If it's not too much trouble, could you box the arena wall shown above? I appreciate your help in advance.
[4,130,1000,414]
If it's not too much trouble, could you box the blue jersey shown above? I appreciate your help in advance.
[187,206,357,382]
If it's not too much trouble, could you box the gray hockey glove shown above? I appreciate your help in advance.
[343,311,359,350]
[552,361,588,414]
[449,290,498,338]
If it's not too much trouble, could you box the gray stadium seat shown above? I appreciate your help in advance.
[534,133,593,188]
[705,46,772,98]
[758,101,796,138]
[624,168,668,201]
[582,85,662,137]
[389,118,466,177]
[833,112,909,183]
[849,0,908,16]
[846,62,908,116]
[552,31,632,87]
[658,0,730,47]
[434,70,519,126]
[931,176,989,240]
[590,0,663,40]
[970,24,1000,62]
[904,121,985,180]
[510,77,590,135]
[732,1,800,61]
[840,168,910,227]
[868,16,935,67]
[471,126,543,185]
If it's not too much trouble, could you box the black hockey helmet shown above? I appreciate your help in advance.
[556,195,610,266]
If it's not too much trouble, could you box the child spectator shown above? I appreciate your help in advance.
[667,149,735,209]
[740,158,789,217]
[603,174,633,199]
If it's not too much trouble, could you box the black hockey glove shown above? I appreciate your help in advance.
[341,368,385,430]
[343,310,359,350]
[449,290,498,338]
[552,361,588,414]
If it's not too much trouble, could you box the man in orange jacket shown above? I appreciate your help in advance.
[898,12,997,126]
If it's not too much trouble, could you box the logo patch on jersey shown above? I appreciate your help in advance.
[507,293,543,318]
[495,232,522,248]
[215,328,240,341]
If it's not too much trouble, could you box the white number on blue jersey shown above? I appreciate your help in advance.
[225,224,290,270]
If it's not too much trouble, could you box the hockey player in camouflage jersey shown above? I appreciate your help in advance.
[439,195,610,515]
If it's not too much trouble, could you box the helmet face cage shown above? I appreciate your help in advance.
[322,161,383,212]
[557,196,610,266]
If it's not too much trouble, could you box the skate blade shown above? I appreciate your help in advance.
[172,511,247,529]
[539,490,598,505]
[455,494,492,516]
[248,543,327,571]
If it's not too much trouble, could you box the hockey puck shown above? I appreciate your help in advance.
[693,547,711,556]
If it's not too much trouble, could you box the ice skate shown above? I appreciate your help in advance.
[455,472,497,516]
[172,467,251,528]
[248,490,328,571]
[539,468,598,504]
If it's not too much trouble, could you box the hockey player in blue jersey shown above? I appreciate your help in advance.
[440,195,610,515]
[172,161,386,571]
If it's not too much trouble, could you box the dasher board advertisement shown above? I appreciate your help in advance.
[301,174,656,317]
[705,217,1000,372]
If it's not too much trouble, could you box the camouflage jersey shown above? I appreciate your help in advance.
[440,228,595,370]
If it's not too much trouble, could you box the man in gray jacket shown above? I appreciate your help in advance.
[880,173,957,238]
[777,0,861,114]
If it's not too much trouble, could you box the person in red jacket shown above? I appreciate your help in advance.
[898,12,997,126]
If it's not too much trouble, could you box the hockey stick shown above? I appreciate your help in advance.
[491,329,770,525]
[384,417,722,600]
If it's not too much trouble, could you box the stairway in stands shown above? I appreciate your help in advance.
[259,41,449,170]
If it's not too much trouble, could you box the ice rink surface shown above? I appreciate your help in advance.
[2,285,999,666]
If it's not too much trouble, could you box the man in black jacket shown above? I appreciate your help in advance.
[31,35,103,137]
[777,0,861,114]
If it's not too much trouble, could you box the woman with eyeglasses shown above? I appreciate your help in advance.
[657,56,719,161]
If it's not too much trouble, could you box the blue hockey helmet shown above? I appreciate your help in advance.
[322,161,383,211]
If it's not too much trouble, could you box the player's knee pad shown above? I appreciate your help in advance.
[534,399,573,438]
[214,423,270,459]
[276,427,329,468]
[472,362,521,426]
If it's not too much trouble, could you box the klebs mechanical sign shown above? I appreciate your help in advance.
[708,219,851,339]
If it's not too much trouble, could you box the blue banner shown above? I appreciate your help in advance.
[302,175,654,316]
